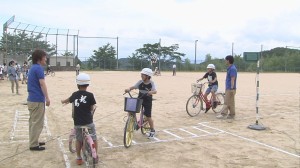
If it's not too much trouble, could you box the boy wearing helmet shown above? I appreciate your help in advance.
[125,68,157,138]
[197,64,218,112]
[61,73,97,165]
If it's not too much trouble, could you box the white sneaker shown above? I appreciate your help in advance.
[147,131,155,139]
[216,114,227,119]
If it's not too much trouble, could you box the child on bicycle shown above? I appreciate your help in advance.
[61,73,97,165]
[197,64,218,112]
[125,68,157,138]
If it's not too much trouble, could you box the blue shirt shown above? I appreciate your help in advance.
[226,64,237,90]
[27,64,45,102]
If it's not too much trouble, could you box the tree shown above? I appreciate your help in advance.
[0,31,56,62]
[132,42,185,70]
[89,43,117,70]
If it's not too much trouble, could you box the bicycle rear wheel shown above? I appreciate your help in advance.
[123,114,134,148]
[186,95,205,117]
[212,93,225,113]
[141,116,150,135]
[82,139,97,168]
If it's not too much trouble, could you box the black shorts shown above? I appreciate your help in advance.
[142,97,152,117]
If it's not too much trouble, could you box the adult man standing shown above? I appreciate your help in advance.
[216,55,237,120]
[27,49,50,151]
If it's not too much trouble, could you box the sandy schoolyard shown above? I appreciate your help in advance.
[0,71,299,168]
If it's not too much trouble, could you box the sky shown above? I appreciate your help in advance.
[1,0,300,62]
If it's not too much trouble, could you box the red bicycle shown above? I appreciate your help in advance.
[186,81,225,117]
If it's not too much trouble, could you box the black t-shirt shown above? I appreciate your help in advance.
[69,90,96,126]
[203,71,218,86]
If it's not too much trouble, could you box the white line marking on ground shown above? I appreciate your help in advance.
[192,126,212,134]
[10,110,18,140]
[152,137,161,141]
[57,137,71,168]
[199,123,300,158]
[101,136,113,147]
[163,130,183,139]
[179,128,198,137]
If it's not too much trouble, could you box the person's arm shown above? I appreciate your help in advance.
[61,98,70,104]
[39,79,50,106]
[125,86,136,92]
[230,76,235,89]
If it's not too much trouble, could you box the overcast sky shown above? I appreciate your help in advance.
[1,0,300,62]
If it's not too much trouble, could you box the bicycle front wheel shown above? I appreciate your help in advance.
[212,93,225,113]
[186,95,204,117]
[123,114,135,148]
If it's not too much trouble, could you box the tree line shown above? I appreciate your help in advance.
[1,31,299,72]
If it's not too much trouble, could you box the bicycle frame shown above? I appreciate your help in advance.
[82,128,97,159]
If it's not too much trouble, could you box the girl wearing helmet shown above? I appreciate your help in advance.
[125,68,157,138]
[61,73,98,165]
[197,64,218,112]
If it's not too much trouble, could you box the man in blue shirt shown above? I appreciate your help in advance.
[217,55,237,120]
[27,49,50,151]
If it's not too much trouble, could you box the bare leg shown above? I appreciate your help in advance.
[76,140,82,158]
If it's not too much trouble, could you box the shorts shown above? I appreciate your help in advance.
[75,123,97,141]
[142,97,153,118]
[205,85,218,94]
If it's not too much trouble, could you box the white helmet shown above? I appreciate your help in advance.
[140,68,153,76]
[76,73,91,85]
[207,64,215,69]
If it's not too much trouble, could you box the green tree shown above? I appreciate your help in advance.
[89,43,117,70]
[0,31,56,62]
[132,42,185,70]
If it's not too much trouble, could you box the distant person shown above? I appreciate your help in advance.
[172,64,176,76]
[7,60,19,94]
[61,73,98,165]
[3,63,8,80]
[22,61,28,84]
[217,55,237,120]
[125,68,157,138]
[27,49,50,151]
[197,64,218,112]
[76,64,80,76]
[46,64,51,75]
[154,67,161,76]
[0,65,3,80]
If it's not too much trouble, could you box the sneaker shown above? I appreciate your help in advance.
[148,130,155,139]
[216,114,227,119]
[76,158,83,165]
[29,146,45,151]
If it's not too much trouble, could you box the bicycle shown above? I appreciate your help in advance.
[45,69,55,77]
[186,81,225,117]
[69,108,98,167]
[123,92,151,148]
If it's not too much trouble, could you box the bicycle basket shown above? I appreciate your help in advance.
[124,97,143,113]
[191,83,203,95]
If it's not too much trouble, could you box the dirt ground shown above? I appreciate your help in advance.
[0,71,299,168]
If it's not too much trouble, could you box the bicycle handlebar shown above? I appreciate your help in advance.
[123,91,149,99]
